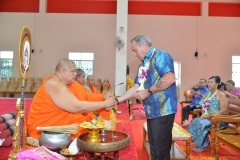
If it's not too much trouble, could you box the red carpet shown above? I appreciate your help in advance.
[0,98,32,160]
[115,103,138,160]
[0,98,138,160]
[130,103,240,160]
[0,98,239,160]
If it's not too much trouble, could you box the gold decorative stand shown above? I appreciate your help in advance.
[8,26,32,159]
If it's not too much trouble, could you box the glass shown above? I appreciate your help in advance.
[69,52,94,77]
[0,59,13,78]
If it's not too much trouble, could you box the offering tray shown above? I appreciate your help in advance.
[79,121,107,129]
[60,148,83,156]
[60,148,83,160]
[77,130,130,159]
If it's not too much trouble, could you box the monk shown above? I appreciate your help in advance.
[77,74,110,120]
[75,69,86,86]
[84,75,98,94]
[27,59,115,139]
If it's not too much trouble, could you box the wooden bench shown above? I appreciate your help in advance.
[211,101,240,159]
[143,122,192,160]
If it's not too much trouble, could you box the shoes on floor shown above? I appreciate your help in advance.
[192,147,206,152]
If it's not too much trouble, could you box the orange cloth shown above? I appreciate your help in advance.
[89,86,111,120]
[91,86,98,94]
[27,76,105,140]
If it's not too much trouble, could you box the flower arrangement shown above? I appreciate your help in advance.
[137,63,149,91]
[202,99,210,110]
[136,48,155,91]
[202,99,210,116]
[201,90,218,117]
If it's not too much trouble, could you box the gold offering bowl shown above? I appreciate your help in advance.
[87,128,101,143]
[77,130,130,153]
[79,120,107,143]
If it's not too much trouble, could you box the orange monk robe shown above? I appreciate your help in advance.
[90,86,111,120]
[68,82,105,119]
[27,76,105,140]
[91,86,98,94]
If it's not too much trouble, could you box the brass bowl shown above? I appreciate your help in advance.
[77,130,130,153]
[39,131,71,151]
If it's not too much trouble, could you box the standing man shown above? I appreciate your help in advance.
[182,79,209,127]
[116,35,177,160]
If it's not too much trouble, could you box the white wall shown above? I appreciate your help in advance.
[0,10,240,101]
[127,15,240,100]
[0,12,116,87]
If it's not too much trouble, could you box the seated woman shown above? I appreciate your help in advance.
[188,76,228,152]
[224,80,240,99]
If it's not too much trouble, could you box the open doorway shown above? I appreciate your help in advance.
[174,61,181,102]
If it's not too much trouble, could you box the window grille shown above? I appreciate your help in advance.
[0,51,13,79]
[69,52,94,77]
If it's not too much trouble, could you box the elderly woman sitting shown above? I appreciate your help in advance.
[188,76,228,152]
[224,80,240,99]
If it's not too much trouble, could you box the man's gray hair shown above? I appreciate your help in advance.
[130,35,152,47]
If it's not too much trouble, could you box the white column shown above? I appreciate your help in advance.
[201,0,208,17]
[115,0,128,96]
[39,0,46,13]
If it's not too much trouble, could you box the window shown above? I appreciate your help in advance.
[0,51,13,79]
[232,56,240,87]
[68,52,94,77]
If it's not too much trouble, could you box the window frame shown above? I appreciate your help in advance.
[68,52,94,77]
[232,56,240,88]
[0,51,14,79]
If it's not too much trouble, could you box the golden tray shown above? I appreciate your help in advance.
[77,130,130,153]
[79,121,107,129]
[60,148,82,156]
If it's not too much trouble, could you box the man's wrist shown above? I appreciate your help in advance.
[147,88,153,95]
[115,98,120,105]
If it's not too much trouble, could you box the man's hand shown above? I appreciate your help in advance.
[104,96,116,110]
[134,89,149,101]
[195,91,201,96]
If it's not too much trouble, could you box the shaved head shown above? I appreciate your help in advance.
[55,58,76,72]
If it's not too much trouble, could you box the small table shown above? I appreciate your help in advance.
[143,122,192,160]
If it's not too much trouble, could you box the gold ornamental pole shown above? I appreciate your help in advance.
[8,26,32,160]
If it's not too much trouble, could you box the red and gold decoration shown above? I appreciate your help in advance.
[8,26,32,160]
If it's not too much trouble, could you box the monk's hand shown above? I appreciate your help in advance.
[104,96,115,110]
[104,93,113,99]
